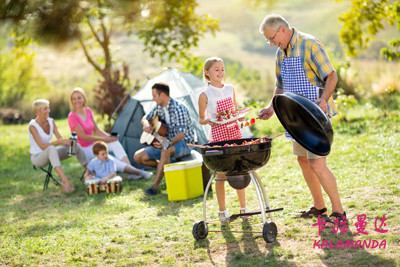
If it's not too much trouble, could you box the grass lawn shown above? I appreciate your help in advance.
[0,99,399,266]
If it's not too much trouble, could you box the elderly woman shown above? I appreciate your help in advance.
[29,99,87,193]
[68,87,151,179]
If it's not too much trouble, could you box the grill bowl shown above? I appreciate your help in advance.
[200,138,271,176]
[227,174,251,189]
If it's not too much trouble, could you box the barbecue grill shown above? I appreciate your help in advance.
[192,137,283,243]
[192,92,333,243]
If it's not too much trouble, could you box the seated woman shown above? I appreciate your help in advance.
[29,99,87,193]
[68,87,151,180]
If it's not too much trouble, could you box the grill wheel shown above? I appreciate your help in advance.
[262,221,277,243]
[192,221,208,240]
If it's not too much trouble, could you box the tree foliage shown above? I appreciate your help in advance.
[338,0,400,61]
[0,29,50,108]
[0,0,219,119]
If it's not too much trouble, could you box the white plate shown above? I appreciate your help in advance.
[211,107,252,125]
[211,113,246,125]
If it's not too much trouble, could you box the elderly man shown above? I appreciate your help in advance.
[258,14,345,226]
[134,82,194,195]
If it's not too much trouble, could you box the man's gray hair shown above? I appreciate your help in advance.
[259,14,290,34]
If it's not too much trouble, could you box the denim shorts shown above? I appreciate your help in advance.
[144,140,191,163]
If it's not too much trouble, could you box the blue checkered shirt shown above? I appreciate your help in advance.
[145,97,195,143]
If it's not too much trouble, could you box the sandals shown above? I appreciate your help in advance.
[62,186,75,193]
[325,211,347,227]
[219,207,250,222]
[219,210,230,222]
[295,207,327,218]
[240,207,250,220]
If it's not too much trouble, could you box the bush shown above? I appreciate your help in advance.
[47,92,71,119]
[0,43,51,109]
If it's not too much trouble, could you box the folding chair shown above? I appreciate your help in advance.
[33,164,61,192]
[80,169,86,181]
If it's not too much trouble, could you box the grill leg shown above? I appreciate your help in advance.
[202,173,216,227]
[249,172,266,224]
[252,171,273,222]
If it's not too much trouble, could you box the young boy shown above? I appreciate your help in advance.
[85,141,117,184]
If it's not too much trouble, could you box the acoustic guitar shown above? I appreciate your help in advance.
[140,116,170,149]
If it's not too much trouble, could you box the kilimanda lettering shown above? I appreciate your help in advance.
[313,239,387,249]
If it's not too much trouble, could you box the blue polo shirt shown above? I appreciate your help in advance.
[87,157,116,179]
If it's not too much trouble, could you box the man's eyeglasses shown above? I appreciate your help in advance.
[266,27,280,44]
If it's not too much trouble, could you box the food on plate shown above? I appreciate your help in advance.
[213,107,253,125]
[216,109,237,122]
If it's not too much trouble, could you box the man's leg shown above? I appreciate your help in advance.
[297,156,326,210]
[134,148,158,168]
[152,146,175,190]
[293,141,326,211]
[308,158,343,214]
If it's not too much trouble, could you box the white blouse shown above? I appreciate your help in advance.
[28,118,54,154]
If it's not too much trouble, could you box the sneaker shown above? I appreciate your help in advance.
[140,170,153,180]
[127,174,141,180]
[144,187,158,196]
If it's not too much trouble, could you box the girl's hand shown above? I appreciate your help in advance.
[206,118,219,127]
[238,116,246,122]
[200,117,217,126]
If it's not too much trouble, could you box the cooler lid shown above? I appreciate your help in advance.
[164,160,203,172]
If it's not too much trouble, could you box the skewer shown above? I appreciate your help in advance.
[270,133,284,139]
[253,133,282,143]
[239,117,257,128]
[187,144,208,148]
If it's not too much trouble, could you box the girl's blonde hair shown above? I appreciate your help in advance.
[69,87,88,111]
[32,99,49,113]
[203,57,224,83]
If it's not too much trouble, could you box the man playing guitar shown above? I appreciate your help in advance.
[134,82,195,195]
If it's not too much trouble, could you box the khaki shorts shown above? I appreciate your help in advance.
[292,141,325,159]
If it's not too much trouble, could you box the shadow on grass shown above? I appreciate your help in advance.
[137,187,213,217]
[319,225,396,267]
[3,188,110,216]
[194,220,296,267]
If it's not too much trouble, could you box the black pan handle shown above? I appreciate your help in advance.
[205,150,223,156]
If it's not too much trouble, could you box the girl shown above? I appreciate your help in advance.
[198,57,247,222]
